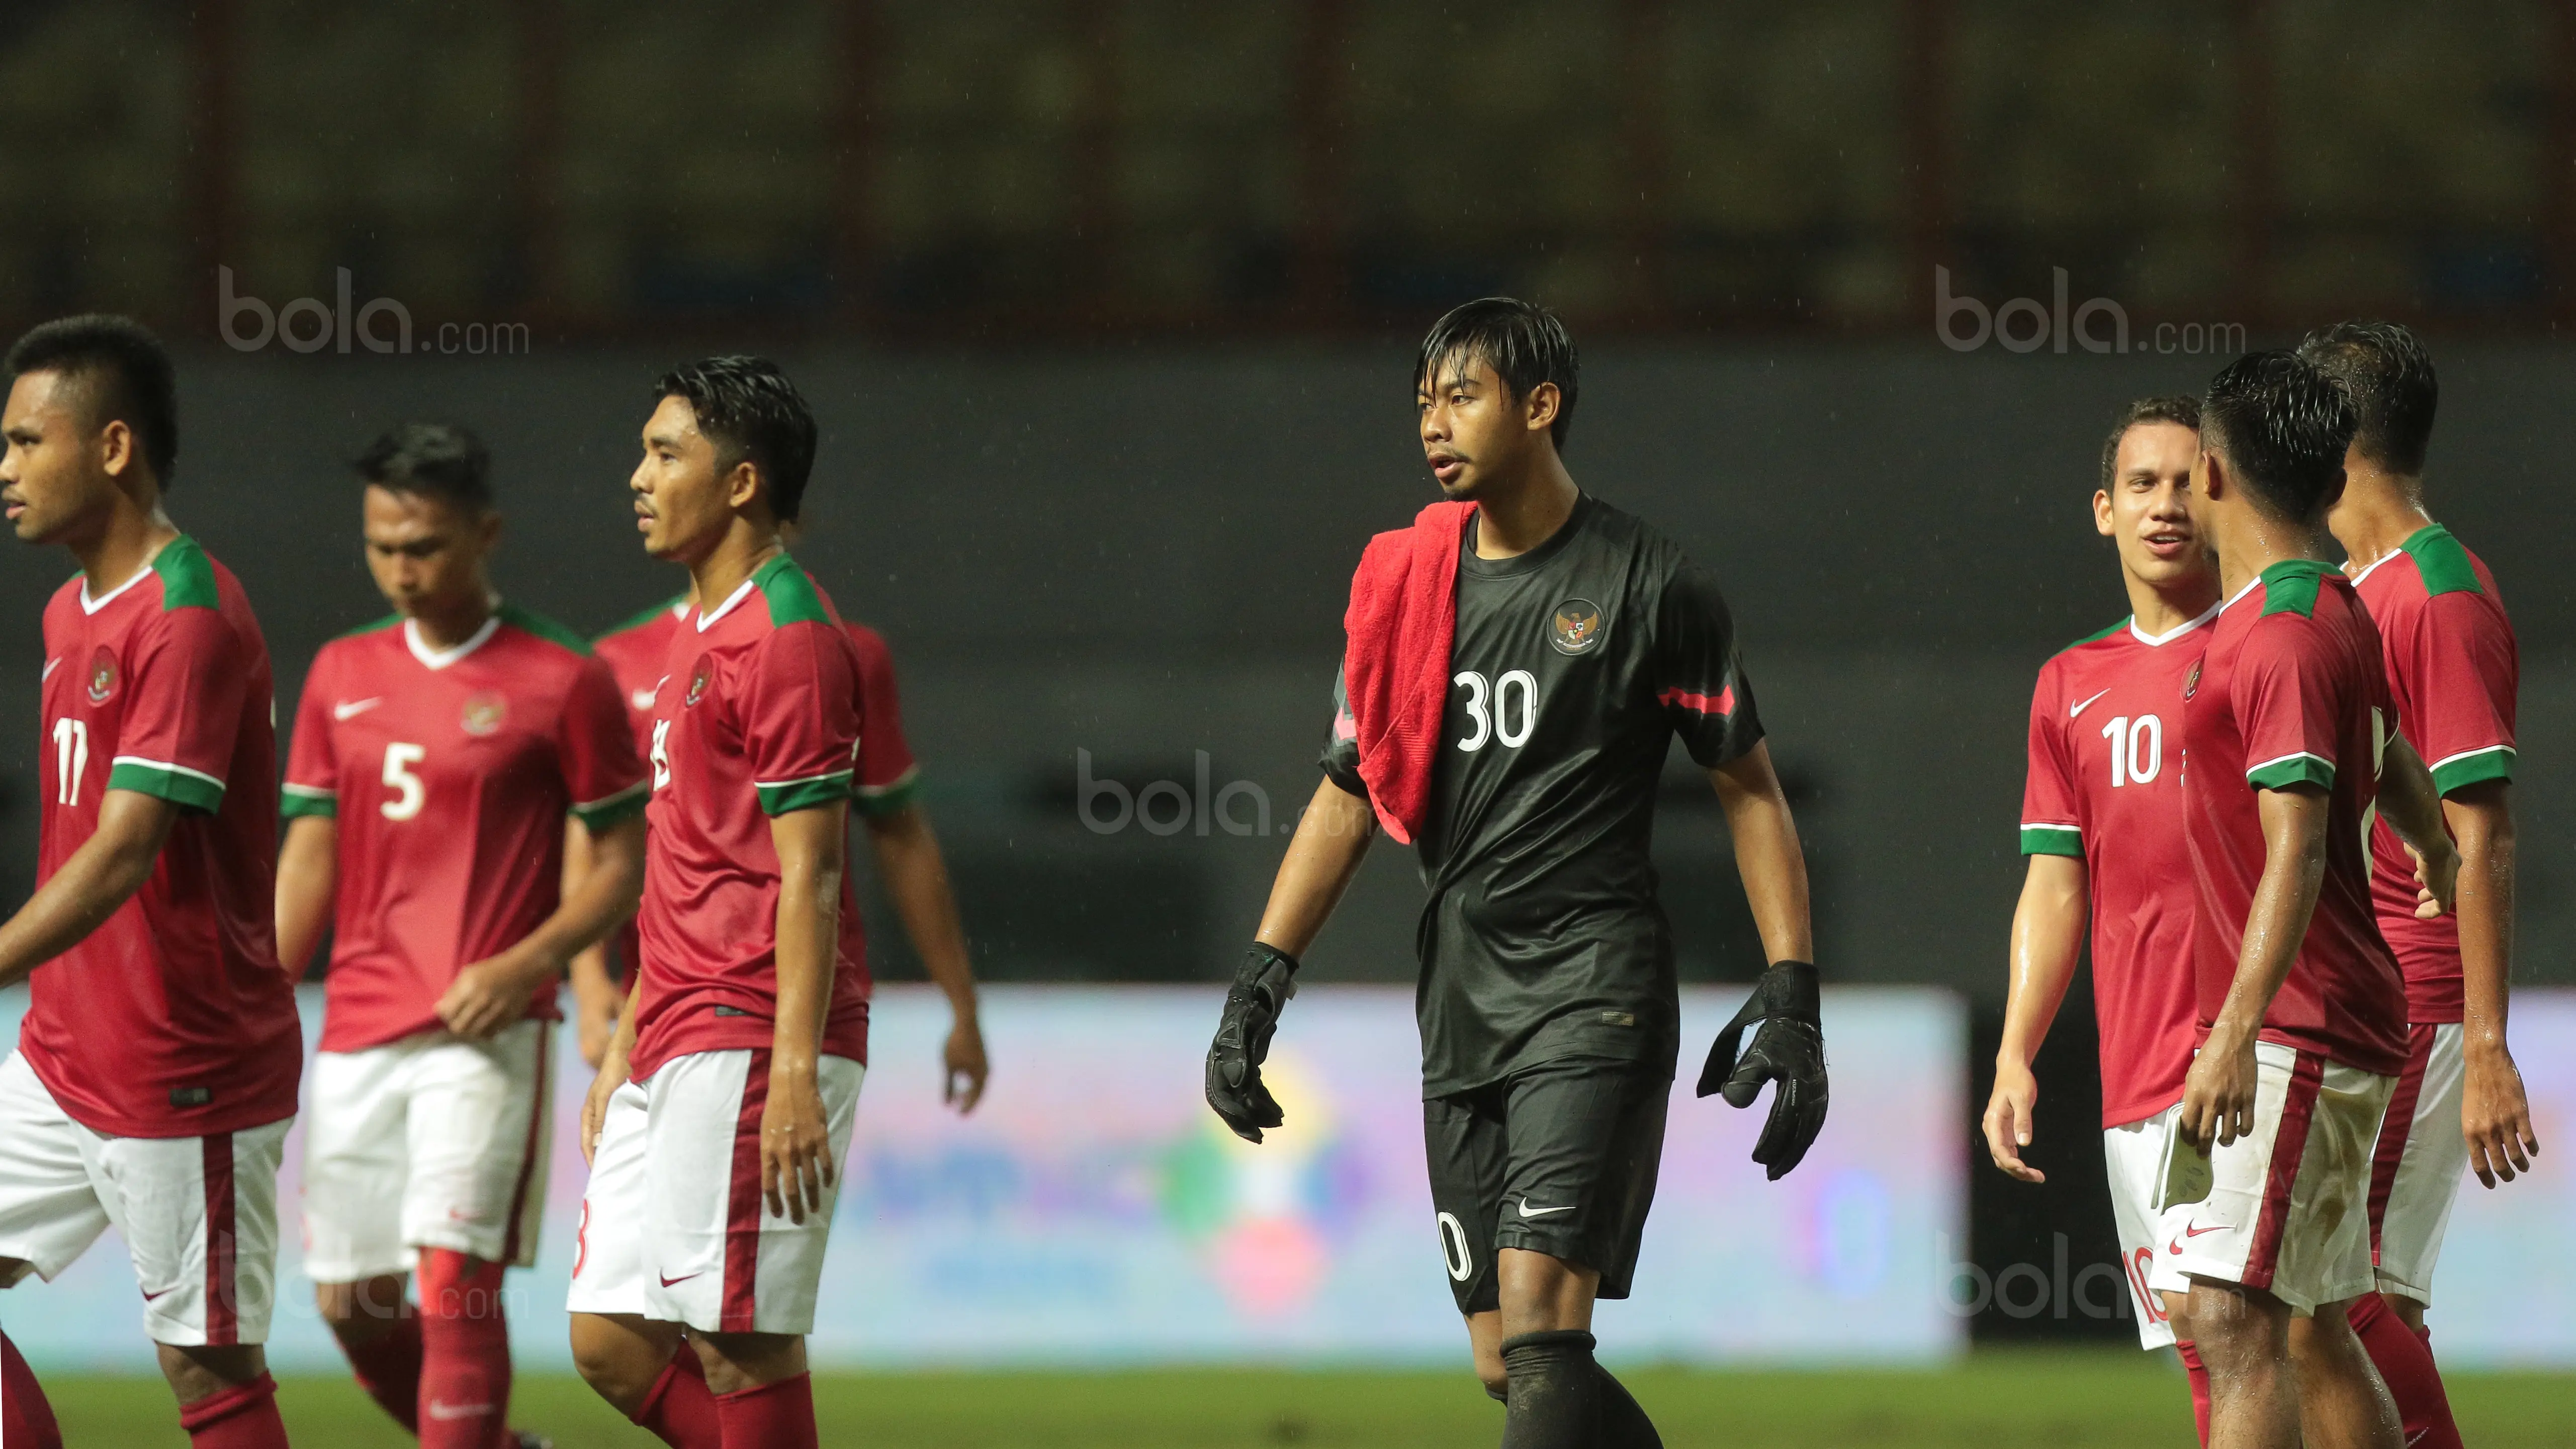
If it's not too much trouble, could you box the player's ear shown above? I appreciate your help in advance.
[1524,381,1559,434]
[476,507,502,551]
[725,458,763,513]
[96,417,137,483]
[2092,489,2115,538]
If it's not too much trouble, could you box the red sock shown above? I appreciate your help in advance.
[2349,1293,2463,1449]
[2174,1338,2212,1447]
[714,1371,817,1449]
[418,1249,511,1449]
[2,1329,63,1449]
[178,1372,289,1449]
[337,1312,424,1433]
[633,1342,722,1448]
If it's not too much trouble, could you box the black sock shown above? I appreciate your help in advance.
[1500,1329,1602,1448]
[1593,1363,1662,1448]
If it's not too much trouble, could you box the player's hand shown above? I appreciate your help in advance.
[581,1054,626,1167]
[574,975,624,1070]
[761,1061,836,1224]
[2408,841,2460,920]
[1982,1057,2046,1184]
[1700,961,1829,1180]
[1205,942,1298,1144]
[2180,1023,2259,1150]
[437,949,554,1041]
[943,1012,990,1115]
[2463,1038,2541,1188]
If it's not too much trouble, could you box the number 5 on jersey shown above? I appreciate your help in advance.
[381,742,427,820]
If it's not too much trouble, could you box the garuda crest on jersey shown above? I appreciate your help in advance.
[685,658,714,708]
[460,691,508,737]
[85,646,118,704]
[1549,598,1604,657]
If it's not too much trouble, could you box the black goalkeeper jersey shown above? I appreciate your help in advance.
[1322,495,1765,1097]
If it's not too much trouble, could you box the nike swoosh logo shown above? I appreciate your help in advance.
[333,697,384,721]
[631,688,658,710]
[141,1287,173,1301]
[1515,1200,1576,1219]
[42,658,59,681]
[426,1400,494,1421]
[2069,688,2112,719]
[2168,1222,2229,1253]
[658,1271,701,1287]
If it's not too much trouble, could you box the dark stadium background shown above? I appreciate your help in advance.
[3,0,2571,1352]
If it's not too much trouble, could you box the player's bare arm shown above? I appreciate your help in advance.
[1699,741,1829,1179]
[581,971,645,1167]
[1710,742,1813,963]
[864,802,989,1112]
[2182,785,2329,1150]
[0,788,177,989]
[2373,733,2458,919]
[1205,777,1376,1144]
[1985,854,2087,1184]
[436,810,645,1041]
[274,813,339,973]
[562,816,626,1067]
[765,800,846,1223]
[2447,778,2537,1186]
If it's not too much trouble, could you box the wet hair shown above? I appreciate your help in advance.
[655,355,818,523]
[1414,297,1580,450]
[2098,395,2201,492]
[2295,320,2437,477]
[354,421,492,513]
[2199,351,2358,523]
[4,314,179,486]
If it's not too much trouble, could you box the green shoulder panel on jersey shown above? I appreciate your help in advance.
[752,553,833,627]
[152,535,219,610]
[497,601,591,655]
[2256,559,2332,618]
[598,593,688,642]
[2056,616,2130,656]
[333,613,403,642]
[2398,523,2483,597]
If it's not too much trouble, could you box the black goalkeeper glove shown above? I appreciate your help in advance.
[1697,960,1829,1180]
[1205,942,1299,1144]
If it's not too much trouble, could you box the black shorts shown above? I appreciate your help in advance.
[1422,1057,1669,1315]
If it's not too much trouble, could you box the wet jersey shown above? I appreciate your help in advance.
[1322,496,1764,1097]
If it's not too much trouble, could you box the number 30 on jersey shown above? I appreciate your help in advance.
[1455,669,1538,751]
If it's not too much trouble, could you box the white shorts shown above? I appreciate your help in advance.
[2366,1022,2466,1306]
[2102,1104,2185,1350]
[0,1051,290,1346]
[302,1020,554,1282]
[2152,1042,2394,1316]
[567,1049,862,1336]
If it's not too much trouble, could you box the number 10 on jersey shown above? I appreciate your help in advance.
[2100,713,2163,787]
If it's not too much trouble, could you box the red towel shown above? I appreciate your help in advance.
[1342,500,1474,844]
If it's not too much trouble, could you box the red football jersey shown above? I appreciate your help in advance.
[588,594,687,982]
[22,537,302,1138]
[2019,607,2216,1127]
[284,605,649,1052]
[2183,560,2408,1077]
[628,554,871,1082]
[2349,525,2517,1024]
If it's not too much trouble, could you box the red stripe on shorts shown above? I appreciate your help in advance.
[201,1133,238,1345]
[2242,1051,2327,1290]
[2363,1024,2436,1263]
[722,1050,773,1333]
[500,1027,552,1264]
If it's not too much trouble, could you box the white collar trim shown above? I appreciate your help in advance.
[405,610,503,670]
[2130,599,2223,648]
[696,577,758,632]
[79,560,158,615]
[2348,546,2408,587]
[2220,572,2266,614]
[671,599,690,620]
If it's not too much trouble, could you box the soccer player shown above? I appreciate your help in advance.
[275,422,650,1448]
[2303,320,2533,1449]
[2170,351,2458,1449]
[1204,298,1828,1448]
[1982,396,2222,1433]
[579,583,988,1106]
[0,316,301,1448]
[567,357,868,1449]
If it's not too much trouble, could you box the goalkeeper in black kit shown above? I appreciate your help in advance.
[1205,298,1828,1448]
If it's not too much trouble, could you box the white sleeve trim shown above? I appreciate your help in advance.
[110,755,225,788]
[2429,743,2515,771]
[281,782,334,798]
[753,767,856,790]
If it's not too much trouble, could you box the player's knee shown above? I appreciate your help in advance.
[568,1316,662,1413]
[315,1274,409,1337]
[155,1343,264,1403]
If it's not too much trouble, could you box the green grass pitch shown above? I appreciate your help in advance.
[40,1350,2576,1446]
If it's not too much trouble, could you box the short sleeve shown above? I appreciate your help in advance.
[2405,591,2518,796]
[848,626,922,818]
[2019,668,2083,856]
[2237,620,2341,793]
[107,606,245,814]
[1317,664,1368,799]
[744,621,862,817]
[1654,563,1765,768]
[281,646,339,820]
[560,655,650,830]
